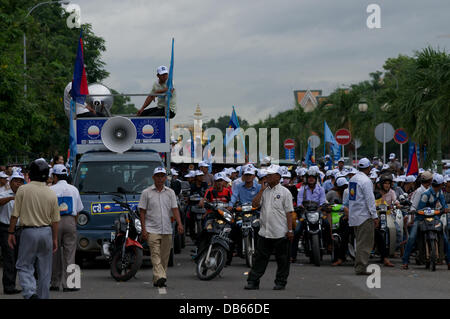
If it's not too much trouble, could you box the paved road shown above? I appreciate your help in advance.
[1,238,450,299]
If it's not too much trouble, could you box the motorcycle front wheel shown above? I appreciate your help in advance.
[110,246,143,282]
[310,234,321,267]
[196,245,227,281]
[244,235,254,268]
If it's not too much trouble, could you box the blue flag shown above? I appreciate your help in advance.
[224,106,246,159]
[166,38,174,121]
[71,29,89,105]
[305,140,313,167]
[324,121,341,161]
[68,100,77,171]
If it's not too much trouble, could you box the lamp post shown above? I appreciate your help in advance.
[23,1,70,97]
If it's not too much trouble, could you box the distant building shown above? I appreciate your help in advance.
[293,89,328,112]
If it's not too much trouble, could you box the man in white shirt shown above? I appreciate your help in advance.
[245,164,294,291]
[49,164,83,292]
[139,167,184,288]
[0,171,9,193]
[0,171,24,294]
[348,158,379,275]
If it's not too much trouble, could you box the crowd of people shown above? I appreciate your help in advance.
[1,152,450,297]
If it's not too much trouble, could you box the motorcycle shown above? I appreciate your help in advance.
[297,201,327,266]
[194,201,233,280]
[329,203,355,262]
[412,208,447,271]
[101,189,143,281]
[375,197,397,257]
[188,193,206,239]
[234,203,260,268]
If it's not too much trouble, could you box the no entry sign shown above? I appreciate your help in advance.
[284,138,295,150]
[394,128,408,144]
[335,129,351,145]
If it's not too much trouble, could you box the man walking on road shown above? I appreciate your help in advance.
[50,164,84,292]
[139,167,184,288]
[348,158,379,275]
[245,164,294,291]
[8,159,60,299]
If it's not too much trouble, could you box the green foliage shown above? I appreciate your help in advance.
[0,0,109,164]
[110,89,137,114]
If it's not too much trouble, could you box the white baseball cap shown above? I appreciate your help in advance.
[266,164,282,175]
[214,172,231,183]
[170,168,178,176]
[52,164,68,176]
[153,167,167,176]
[195,170,204,176]
[184,170,195,178]
[0,172,8,178]
[198,161,209,168]
[432,173,444,185]
[242,166,257,175]
[389,153,396,160]
[382,164,390,170]
[358,158,371,169]
[338,158,345,163]
[257,169,268,179]
[157,65,168,75]
[282,171,292,178]
[336,177,349,187]
[405,175,416,183]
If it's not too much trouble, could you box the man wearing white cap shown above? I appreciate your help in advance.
[348,158,378,275]
[0,171,9,193]
[139,167,184,287]
[169,168,182,196]
[49,164,84,292]
[245,164,294,290]
[388,153,401,174]
[137,65,176,118]
[0,170,25,294]
[402,173,450,270]
[198,161,214,187]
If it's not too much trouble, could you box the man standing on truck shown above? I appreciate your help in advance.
[139,167,184,288]
[137,65,176,118]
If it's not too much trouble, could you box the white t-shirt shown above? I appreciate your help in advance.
[50,180,84,216]
[0,190,15,225]
[64,83,89,116]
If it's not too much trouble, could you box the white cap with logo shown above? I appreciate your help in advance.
[153,167,167,176]
[52,164,68,176]
[157,65,168,75]
[389,153,396,160]
[358,158,371,169]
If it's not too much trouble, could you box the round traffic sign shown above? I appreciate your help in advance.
[394,128,408,144]
[308,135,321,148]
[284,138,295,150]
[375,123,395,143]
[335,129,351,145]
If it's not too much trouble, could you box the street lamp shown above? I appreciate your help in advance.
[23,1,70,96]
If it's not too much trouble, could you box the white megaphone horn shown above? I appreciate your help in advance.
[101,116,137,153]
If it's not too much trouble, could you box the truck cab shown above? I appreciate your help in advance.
[73,151,163,262]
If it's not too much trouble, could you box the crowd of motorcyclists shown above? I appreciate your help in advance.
[172,154,450,271]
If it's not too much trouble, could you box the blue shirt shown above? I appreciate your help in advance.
[323,179,334,193]
[229,182,261,207]
[417,188,448,210]
[297,184,326,206]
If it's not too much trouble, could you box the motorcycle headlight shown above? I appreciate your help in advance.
[134,219,142,234]
[424,208,434,216]
[223,211,233,223]
[306,212,319,223]
[77,213,89,226]
[242,205,252,212]
[380,214,386,221]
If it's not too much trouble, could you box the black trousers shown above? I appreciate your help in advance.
[336,217,353,261]
[141,107,175,119]
[374,228,389,260]
[247,236,290,287]
[0,223,18,291]
[77,111,106,118]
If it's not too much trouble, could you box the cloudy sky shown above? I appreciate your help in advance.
[69,0,450,127]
